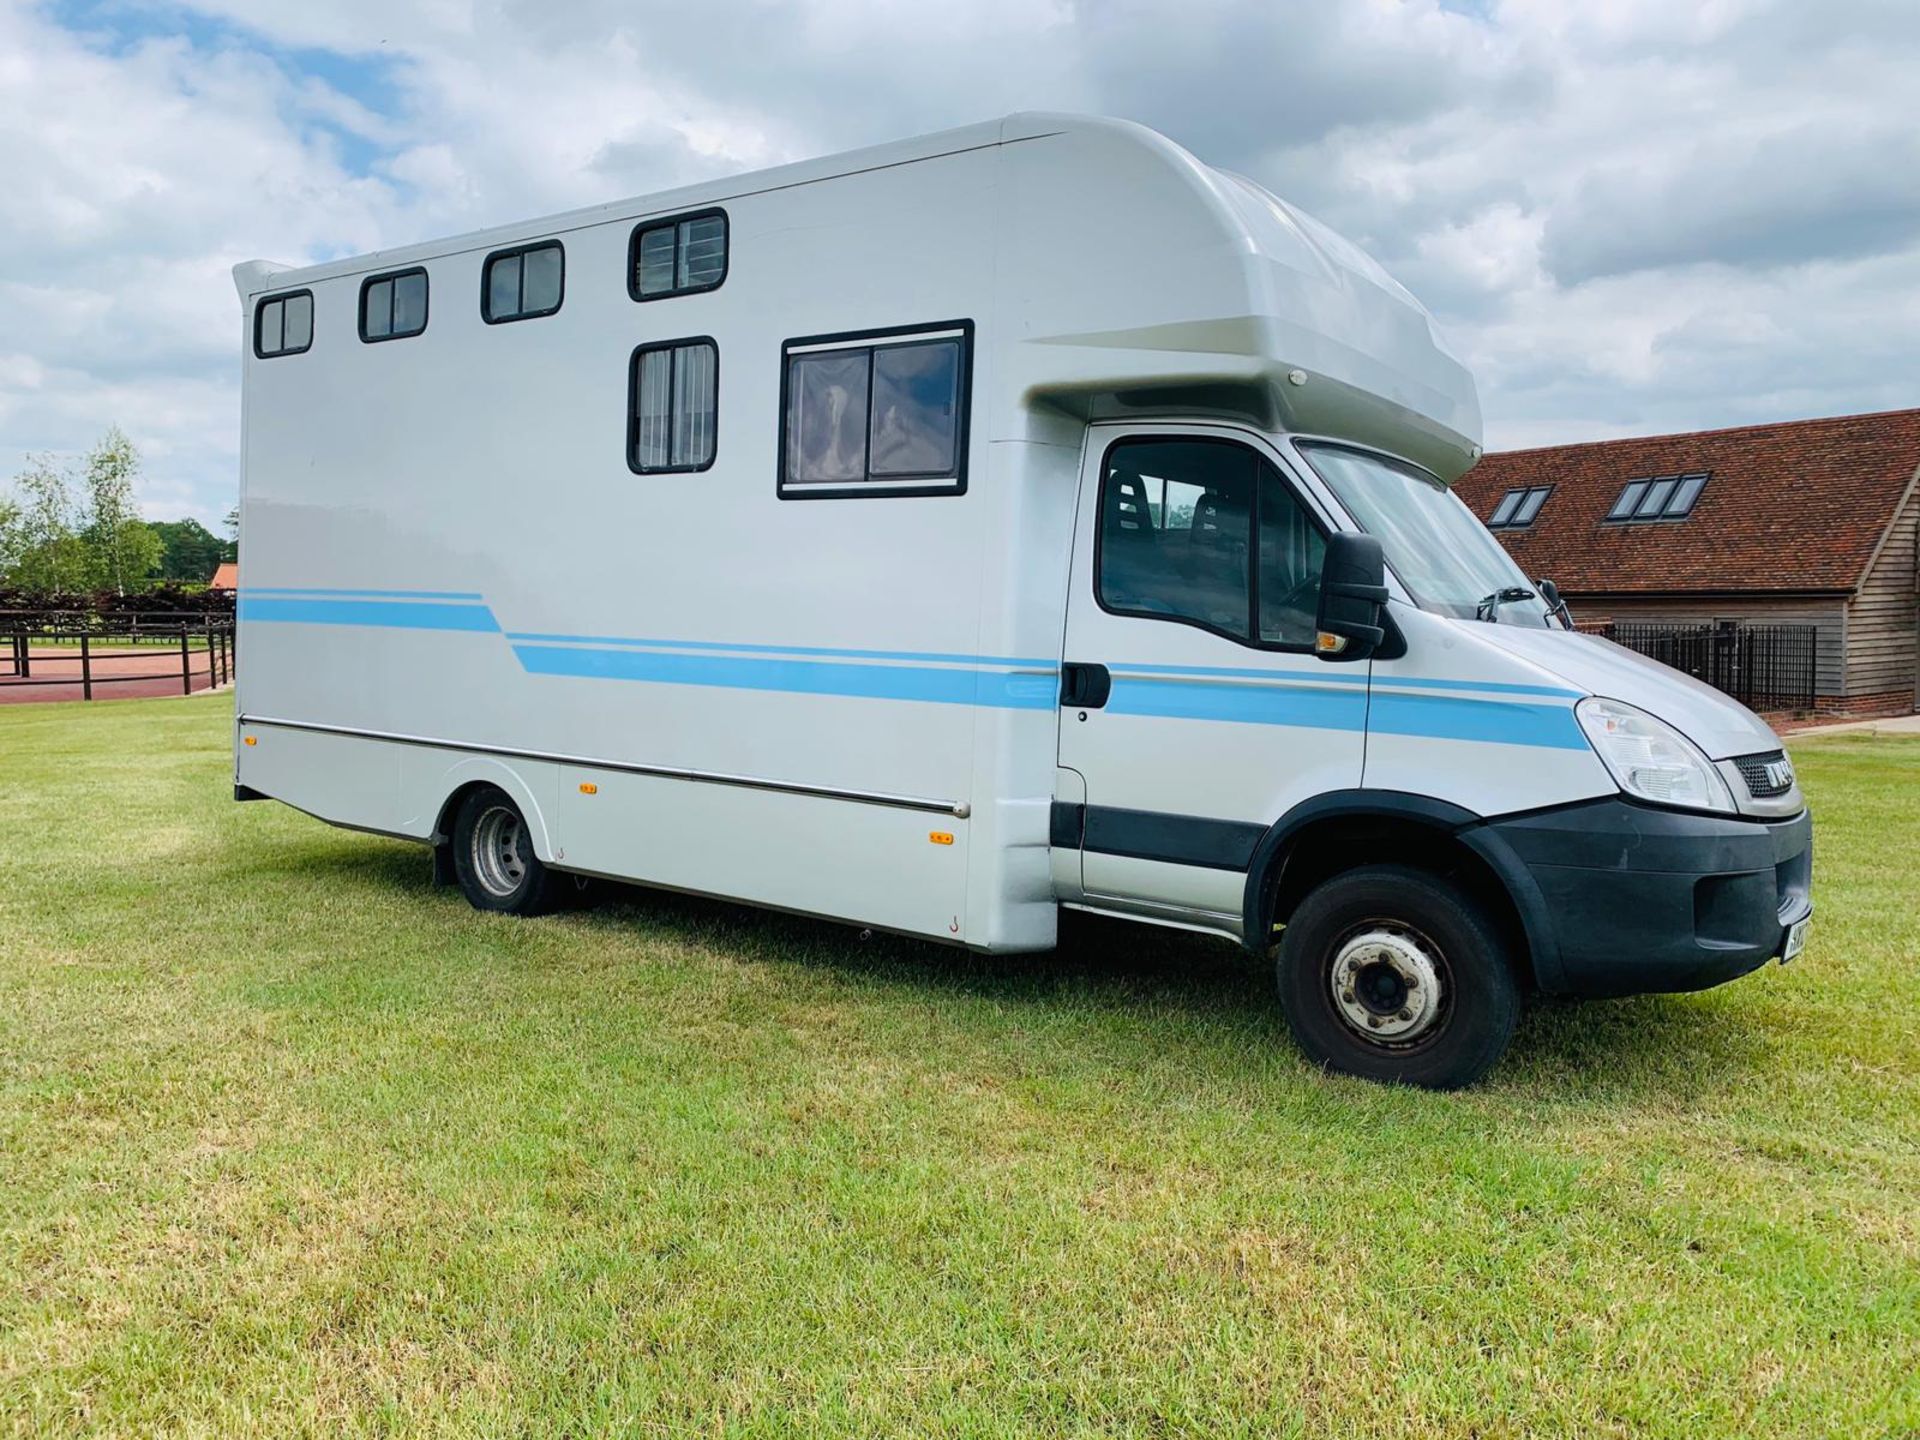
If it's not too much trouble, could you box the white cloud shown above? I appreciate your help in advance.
[0,0,1916,524]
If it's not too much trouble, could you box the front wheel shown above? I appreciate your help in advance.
[1275,864,1519,1090]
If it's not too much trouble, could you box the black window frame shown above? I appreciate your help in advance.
[253,288,314,359]
[628,207,730,303]
[480,240,566,325]
[1488,484,1552,530]
[1093,433,1331,656]
[1607,479,1650,520]
[358,266,430,344]
[627,336,720,476]
[777,318,973,501]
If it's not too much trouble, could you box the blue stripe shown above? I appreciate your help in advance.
[512,645,1057,710]
[508,631,1052,670]
[1108,677,1370,731]
[240,587,488,601]
[1367,691,1586,749]
[240,597,501,632]
[1112,660,1580,699]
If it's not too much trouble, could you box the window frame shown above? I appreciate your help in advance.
[1607,472,1711,524]
[626,336,719,476]
[253,288,314,359]
[480,240,566,325]
[776,318,974,501]
[1092,433,1331,656]
[628,207,730,303]
[358,266,430,344]
[1488,484,1552,530]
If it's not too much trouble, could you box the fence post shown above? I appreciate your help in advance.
[80,631,92,701]
[179,625,193,695]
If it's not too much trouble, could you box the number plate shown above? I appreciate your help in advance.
[1781,917,1810,964]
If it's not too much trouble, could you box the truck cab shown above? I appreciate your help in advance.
[1052,419,1811,1086]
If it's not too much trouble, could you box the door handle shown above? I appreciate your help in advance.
[1060,662,1111,709]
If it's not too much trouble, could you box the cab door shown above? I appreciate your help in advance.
[1055,425,1368,933]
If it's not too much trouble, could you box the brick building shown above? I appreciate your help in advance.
[1457,409,1920,717]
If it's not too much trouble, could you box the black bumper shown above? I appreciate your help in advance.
[1475,797,1812,998]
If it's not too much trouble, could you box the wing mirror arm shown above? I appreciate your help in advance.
[1314,532,1389,663]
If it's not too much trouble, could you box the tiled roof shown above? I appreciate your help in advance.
[1455,408,1920,596]
[208,562,239,590]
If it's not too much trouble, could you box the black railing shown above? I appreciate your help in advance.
[1580,620,1817,713]
[0,610,235,700]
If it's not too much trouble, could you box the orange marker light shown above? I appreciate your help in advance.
[929,831,954,846]
[243,735,257,746]
[578,782,598,795]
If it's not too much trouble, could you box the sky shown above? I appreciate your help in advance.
[1,0,1916,525]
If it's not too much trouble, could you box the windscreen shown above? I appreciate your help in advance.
[1297,442,1553,627]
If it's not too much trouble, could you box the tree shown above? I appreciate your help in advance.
[82,426,152,595]
[0,495,20,578]
[6,454,96,594]
[150,518,228,582]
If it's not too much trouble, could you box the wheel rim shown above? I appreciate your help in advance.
[471,804,527,898]
[1328,921,1448,1047]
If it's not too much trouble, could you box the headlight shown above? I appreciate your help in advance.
[1575,697,1736,814]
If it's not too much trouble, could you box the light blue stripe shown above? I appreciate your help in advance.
[1111,660,1580,699]
[240,597,501,632]
[513,645,1057,710]
[1367,691,1587,750]
[240,587,488,601]
[1107,677,1370,731]
[508,631,1052,670]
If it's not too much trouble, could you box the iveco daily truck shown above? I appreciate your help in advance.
[232,114,1812,1087]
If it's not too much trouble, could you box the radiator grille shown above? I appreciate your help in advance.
[1734,750,1794,799]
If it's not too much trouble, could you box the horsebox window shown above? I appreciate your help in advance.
[630,210,728,300]
[254,290,313,358]
[778,320,972,499]
[359,268,428,342]
[629,338,718,474]
[482,241,564,324]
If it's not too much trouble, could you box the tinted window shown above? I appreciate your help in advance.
[1666,472,1708,516]
[254,291,313,358]
[629,339,717,474]
[870,341,961,476]
[1636,476,1677,517]
[360,268,428,342]
[483,241,564,322]
[630,210,728,300]
[1512,486,1550,525]
[1098,439,1323,648]
[779,322,970,497]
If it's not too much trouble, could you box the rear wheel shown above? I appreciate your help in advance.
[1275,864,1519,1089]
[450,786,563,916]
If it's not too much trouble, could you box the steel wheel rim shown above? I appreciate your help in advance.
[1328,920,1449,1048]
[471,804,527,898]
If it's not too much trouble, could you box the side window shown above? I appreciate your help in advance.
[629,338,717,474]
[1257,466,1327,646]
[779,321,971,499]
[254,290,313,358]
[482,241,564,323]
[1097,438,1324,649]
[629,210,728,300]
[360,268,428,342]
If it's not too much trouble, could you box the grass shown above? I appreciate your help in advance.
[1,691,1915,1438]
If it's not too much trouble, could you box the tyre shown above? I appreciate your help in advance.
[1275,864,1519,1090]
[449,785,564,916]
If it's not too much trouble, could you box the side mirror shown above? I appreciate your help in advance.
[1538,577,1573,629]
[1314,532,1388,663]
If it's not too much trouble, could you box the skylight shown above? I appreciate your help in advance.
[1606,472,1709,523]
[1488,485,1552,530]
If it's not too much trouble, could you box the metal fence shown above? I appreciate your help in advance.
[1579,619,1817,713]
[0,610,235,700]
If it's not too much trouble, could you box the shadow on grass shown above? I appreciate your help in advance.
[280,837,1773,1104]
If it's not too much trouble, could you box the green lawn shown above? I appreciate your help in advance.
[2,693,1915,1438]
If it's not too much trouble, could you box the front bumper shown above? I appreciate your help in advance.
[1478,797,1812,998]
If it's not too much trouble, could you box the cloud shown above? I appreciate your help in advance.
[0,0,1916,526]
